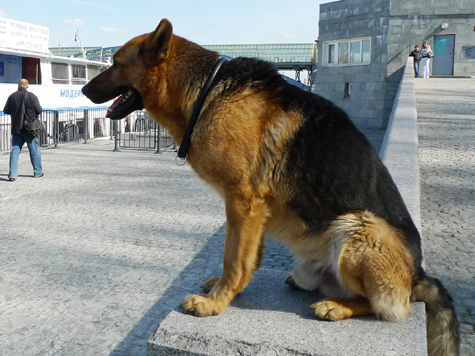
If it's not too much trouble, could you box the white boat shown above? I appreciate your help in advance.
[0,17,110,110]
[0,17,117,151]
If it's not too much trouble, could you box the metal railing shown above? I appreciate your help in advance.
[0,112,10,152]
[0,108,108,151]
[1,109,176,153]
[114,110,176,152]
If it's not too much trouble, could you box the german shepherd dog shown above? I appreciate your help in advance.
[82,19,459,356]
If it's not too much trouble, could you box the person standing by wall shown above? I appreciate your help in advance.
[3,79,44,181]
[420,41,433,79]
[409,45,422,78]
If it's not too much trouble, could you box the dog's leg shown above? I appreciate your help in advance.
[200,276,220,294]
[182,194,267,317]
[311,211,414,322]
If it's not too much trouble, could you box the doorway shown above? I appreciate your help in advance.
[433,35,455,76]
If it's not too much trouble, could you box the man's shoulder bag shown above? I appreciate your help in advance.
[22,92,44,138]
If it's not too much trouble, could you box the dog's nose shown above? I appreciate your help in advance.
[81,84,90,97]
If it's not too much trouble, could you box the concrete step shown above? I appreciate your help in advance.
[148,268,427,356]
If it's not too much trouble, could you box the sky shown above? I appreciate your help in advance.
[0,0,334,49]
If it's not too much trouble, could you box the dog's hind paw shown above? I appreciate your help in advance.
[311,299,352,321]
[181,294,225,317]
[201,276,220,294]
[311,298,373,321]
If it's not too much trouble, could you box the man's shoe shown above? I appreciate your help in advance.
[8,177,15,182]
[33,173,44,178]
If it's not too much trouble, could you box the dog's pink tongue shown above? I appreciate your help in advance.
[106,95,123,118]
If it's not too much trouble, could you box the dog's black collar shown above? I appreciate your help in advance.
[176,56,227,165]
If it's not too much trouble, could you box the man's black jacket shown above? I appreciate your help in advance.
[409,50,422,62]
[3,87,43,135]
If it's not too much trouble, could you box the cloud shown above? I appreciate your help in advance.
[100,27,131,35]
[64,18,85,26]
[0,10,7,17]
[67,0,119,13]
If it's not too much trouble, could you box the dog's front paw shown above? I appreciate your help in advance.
[181,294,224,317]
[311,300,352,321]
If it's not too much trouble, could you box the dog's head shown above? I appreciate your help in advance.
[82,19,174,120]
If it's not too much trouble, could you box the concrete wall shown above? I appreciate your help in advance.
[380,56,421,233]
[313,0,475,129]
[314,0,392,128]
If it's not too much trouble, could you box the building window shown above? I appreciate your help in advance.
[362,39,371,63]
[87,65,102,80]
[323,37,371,66]
[344,82,352,98]
[328,44,335,64]
[338,42,349,64]
[72,65,86,85]
[350,42,361,63]
[52,62,69,84]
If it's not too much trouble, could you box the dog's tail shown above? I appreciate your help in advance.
[412,273,460,356]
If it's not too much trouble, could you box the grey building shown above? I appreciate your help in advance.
[312,0,475,128]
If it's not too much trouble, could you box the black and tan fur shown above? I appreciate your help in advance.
[82,19,459,356]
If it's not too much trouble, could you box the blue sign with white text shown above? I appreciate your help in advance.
[60,89,85,99]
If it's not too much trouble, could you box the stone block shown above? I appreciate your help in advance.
[148,269,427,356]
[380,57,421,229]
[367,117,385,128]
[364,81,384,91]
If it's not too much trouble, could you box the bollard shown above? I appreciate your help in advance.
[54,111,59,149]
[155,122,161,154]
[83,109,88,144]
[113,120,120,152]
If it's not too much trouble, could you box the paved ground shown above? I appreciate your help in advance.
[416,78,475,356]
[0,140,226,355]
[0,123,384,356]
[0,97,460,356]
[0,137,301,356]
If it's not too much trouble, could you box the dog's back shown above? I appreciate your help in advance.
[214,57,421,254]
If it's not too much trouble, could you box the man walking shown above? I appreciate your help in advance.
[3,79,44,181]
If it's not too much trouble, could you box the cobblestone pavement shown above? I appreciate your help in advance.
[0,141,227,355]
[0,135,304,356]
[0,119,387,356]
[0,127,384,356]
[416,78,475,356]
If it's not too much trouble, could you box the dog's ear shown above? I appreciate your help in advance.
[140,19,173,62]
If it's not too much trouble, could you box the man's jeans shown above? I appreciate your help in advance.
[9,133,42,179]
[413,60,420,78]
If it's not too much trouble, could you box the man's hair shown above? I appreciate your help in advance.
[18,79,29,88]
[415,45,420,48]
